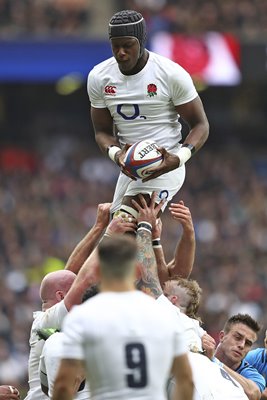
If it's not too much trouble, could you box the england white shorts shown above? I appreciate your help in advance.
[110,164,186,215]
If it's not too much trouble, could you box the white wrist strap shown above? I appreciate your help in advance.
[108,146,121,162]
[177,147,192,167]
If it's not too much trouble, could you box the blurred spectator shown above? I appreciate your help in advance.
[120,0,267,38]
[0,0,267,38]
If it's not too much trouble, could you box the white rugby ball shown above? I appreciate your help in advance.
[124,140,163,179]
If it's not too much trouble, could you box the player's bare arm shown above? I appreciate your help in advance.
[222,364,261,400]
[91,107,137,180]
[52,358,85,400]
[167,201,195,279]
[177,95,209,152]
[151,218,170,287]
[91,107,116,151]
[134,193,165,298]
[171,354,194,400]
[65,202,111,274]
[142,96,209,182]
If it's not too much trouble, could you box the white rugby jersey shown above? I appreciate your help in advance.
[24,300,68,400]
[40,332,90,399]
[88,51,198,152]
[168,352,249,400]
[156,294,205,353]
[62,291,188,400]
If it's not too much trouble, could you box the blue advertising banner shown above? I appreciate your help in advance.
[0,40,112,82]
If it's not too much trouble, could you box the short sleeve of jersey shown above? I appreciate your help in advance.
[87,70,106,108]
[169,64,198,106]
[61,307,85,361]
[237,359,266,392]
[36,300,68,330]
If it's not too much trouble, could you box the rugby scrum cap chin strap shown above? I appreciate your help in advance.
[109,10,147,57]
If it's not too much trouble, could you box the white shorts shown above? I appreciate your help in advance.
[110,164,186,215]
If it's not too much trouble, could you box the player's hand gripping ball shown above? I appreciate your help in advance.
[123,140,163,179]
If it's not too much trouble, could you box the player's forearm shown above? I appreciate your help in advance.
[52,385,73,400]
[135,229,163,298]
[174,380,194,400]
[153,246,170,288]
[260,388,267,400]
[183,119,209,153]
[64,249,99,311]
[95,131,120,154]
[65,224,105,274]
[223,365,261,400]
[168,231,195,279]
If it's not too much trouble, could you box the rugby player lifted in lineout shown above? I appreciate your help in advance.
[88,9,209,218]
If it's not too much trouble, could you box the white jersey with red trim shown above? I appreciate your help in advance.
[61,291,188,400]
[88,51,198,152]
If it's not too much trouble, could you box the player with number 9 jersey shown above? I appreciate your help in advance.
[59,290,189,400]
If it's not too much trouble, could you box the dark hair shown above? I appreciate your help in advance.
[98,235,137,279]
[82,284,99,302]
[109,10,146,56]
[223,313,261,334]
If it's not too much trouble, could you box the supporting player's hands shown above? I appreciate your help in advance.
[0,385,20,399]
[105,214,137,236]
[152,218,162,240]
[142,147,180,182]
[115,144,137,181]
[132,192,165,228]
[95,203,112,230]
[169,201,194,237]
[201,333,216,360]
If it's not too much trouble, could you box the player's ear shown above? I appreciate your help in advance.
[55,290,64,301]
[219,330,225,342]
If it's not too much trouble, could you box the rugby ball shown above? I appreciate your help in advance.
[124,140,163,179]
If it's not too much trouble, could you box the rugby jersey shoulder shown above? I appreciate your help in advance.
[88,56,117,77]
[148,51,191,76]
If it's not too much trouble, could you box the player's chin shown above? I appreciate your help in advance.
[118,62,132,73]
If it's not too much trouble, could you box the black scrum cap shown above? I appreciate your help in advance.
[109,10,147,57]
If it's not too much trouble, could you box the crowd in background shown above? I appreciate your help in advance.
[0,0,267,396]
[119,0,267,38]
[0,0,267,38]
[1,133,267,393]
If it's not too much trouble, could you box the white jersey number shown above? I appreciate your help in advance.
[125,343,147,388]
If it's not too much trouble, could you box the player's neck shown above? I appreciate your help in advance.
[101,280,136,293]
[123,49,149,76]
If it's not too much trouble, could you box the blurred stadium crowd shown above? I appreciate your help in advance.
[0,0,266,38]
[1,138,267,393]
[0,0,267,397]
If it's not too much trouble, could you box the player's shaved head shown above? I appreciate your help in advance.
[40,270,76,311]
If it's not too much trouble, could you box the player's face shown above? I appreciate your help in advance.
[111,37,140,74]
[219,323,257,366]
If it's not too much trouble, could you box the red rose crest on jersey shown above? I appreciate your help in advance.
[104,85,116,95]
[147,83,157,97]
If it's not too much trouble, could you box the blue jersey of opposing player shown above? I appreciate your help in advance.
[245,348,267,385]
[237,357,266,392]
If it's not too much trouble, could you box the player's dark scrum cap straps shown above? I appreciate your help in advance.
[109,10,147,57]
